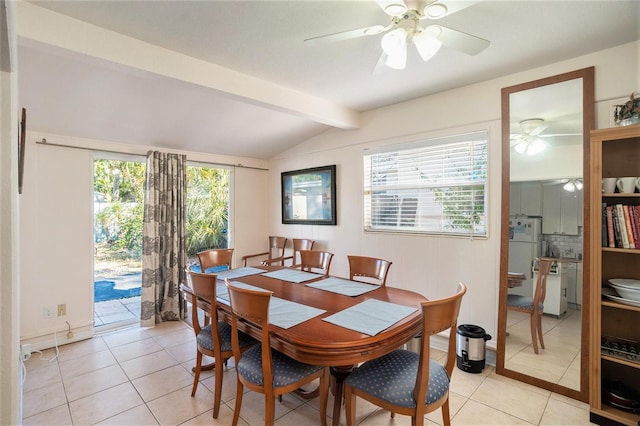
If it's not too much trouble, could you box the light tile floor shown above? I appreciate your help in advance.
[505,305,582,389]
[22,321,595,425]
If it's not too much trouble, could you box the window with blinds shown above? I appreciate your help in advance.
[363,130,488,236]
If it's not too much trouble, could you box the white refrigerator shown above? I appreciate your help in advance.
[508,216,542,297]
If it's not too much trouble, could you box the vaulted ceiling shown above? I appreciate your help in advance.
[16,1,640,159]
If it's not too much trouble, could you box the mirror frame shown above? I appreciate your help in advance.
[497,67,594,402]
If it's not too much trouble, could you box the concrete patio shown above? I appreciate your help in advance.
[94,296,140,327]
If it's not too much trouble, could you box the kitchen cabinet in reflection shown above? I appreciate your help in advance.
[533,259,580,317]
[542,184,580,235]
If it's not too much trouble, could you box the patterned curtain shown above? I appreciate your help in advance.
[140,151,187,326]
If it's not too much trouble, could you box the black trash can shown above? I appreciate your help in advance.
[456,324,491,373]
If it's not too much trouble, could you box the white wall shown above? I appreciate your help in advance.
[19,140,94,346]
[268,41,640,347]
[1,0,21,422]
[19,132,270,348]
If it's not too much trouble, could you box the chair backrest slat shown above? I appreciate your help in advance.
[267,236,287,261]
[226,280,274,384]
[197,248,234,272]
[299,250,333,276]
[290,238,314,266]
[533,258,552,307]
[347,255,392,286]
[186,270,220,336]
[414,283,466,411]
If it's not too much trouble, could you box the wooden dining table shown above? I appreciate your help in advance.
[180,265,427,426]
[507,272,526,288]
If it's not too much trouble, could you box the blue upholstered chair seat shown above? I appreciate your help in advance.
[345,349,449,407]
[196,322,256,352]
[507,294,543,310]
[189,264,229,274]
[237,344,324,388]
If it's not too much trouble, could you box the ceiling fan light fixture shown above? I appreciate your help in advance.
[385,48,407,69]
[519,118,545,135]
[575,180,583,190]
[563,180,576,192]
[381,28,408,69]
[514,141,527,154]
[413,27,442,61]
[424,2,448,19]
[526,138,547,155]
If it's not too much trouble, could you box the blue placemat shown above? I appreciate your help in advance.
[261,268,323,283]
[322,299,418,336]
[218,281,324,328]
[306,277,379,296]
[217,281,268,301]
[215,267,265,281]
[268,297,326,329]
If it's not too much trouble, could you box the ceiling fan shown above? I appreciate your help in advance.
[510,118,549,155]
[304,0,490,71]
[510,117,583,155]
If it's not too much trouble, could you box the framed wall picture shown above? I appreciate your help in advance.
[281,165,336,225]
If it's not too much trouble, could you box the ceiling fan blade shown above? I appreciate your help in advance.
[540,133,583,138]
[423,1,481,20]
[528,123,549,136]
[375,0,408,16]
[304,25,387,46]
[432,24,489,55]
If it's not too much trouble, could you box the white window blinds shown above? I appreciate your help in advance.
[363,130,488,236]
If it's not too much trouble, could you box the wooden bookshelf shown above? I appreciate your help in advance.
[589,124,640,425]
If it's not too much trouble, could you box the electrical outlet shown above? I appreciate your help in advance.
[57,304,66,317]
[44,306,54,319]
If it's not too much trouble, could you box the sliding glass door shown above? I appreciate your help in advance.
[93,156,231,329]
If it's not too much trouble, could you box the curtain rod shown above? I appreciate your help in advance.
[34,138,269,171]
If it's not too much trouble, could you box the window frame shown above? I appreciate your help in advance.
[363,130,488,237]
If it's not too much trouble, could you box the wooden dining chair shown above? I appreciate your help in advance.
[194,248,234,273]
[347,255,393,286]
[299,250,334,276]
[225,280,329,426]
[263,238,314,267]
[506,258,552,354]
[185,271,256,418]
[344,283,467,426]
[241,236,287,266]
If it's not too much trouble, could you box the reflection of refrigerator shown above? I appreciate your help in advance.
[508,216,541,297]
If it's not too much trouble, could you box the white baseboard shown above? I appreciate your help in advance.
[20,323,93,353]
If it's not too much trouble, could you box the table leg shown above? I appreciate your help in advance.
[330,365,355,426]
[294,385,320,400]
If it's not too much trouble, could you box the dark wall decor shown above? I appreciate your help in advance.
[18,108,25,194]
[281,165,336,225]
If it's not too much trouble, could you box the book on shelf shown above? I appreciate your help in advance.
[603,203,640,249]
[633,206,640,248]
[624,206,640,248]
[616,204,630,248]
[605,205,615,248]
[602,203,608,247]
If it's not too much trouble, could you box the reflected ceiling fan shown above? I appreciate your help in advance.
[510,117,583,155]
[510,118,549,155]
[304,0,490,71]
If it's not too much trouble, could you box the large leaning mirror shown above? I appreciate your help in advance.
[497,67,594,401]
